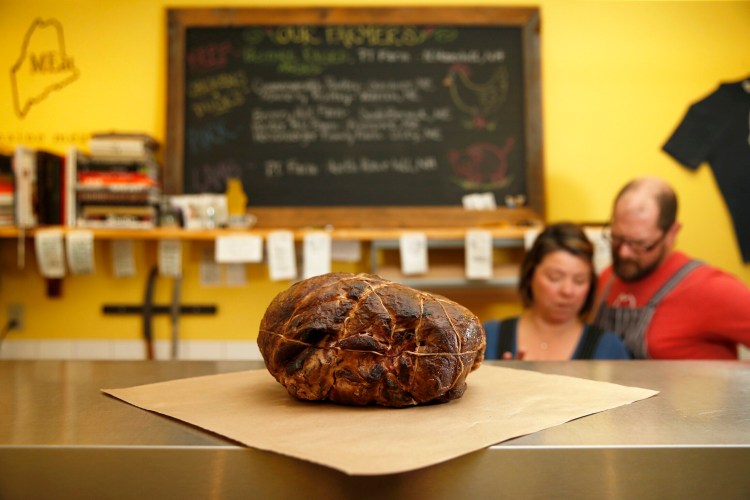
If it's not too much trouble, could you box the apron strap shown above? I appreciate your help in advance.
[593,259,703,358]
[595,259,702,311]
[646,260,703,306]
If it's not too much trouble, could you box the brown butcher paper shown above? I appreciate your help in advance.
[103,365,657,475]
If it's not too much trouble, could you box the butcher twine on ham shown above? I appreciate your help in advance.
[257,272,486,407]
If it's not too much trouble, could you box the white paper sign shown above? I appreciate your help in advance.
[524,227,542,250]
[225,263,247,286]
[399,232,428,276]
[34,229,65,278]
[158,239,182,277]
[266,231,297,281]
[112,240,136,277]
[200,247,222,287]
[65,230,95,275]
[584,227,613,275]
[331,240,362,262]
[215,235,263,263]
[303,232,332,279]
[465,230,493,280]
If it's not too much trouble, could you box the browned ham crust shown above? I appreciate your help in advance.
[257,272,485,407]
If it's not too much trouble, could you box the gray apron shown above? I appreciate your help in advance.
[593,260,702,358]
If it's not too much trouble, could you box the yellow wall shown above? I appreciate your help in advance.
[1,1,749,343]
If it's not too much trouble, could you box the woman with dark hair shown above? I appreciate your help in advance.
[484,222,630,360]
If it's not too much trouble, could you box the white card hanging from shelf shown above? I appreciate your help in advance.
[584,226,613,275]
[524,227,542,249]
[158,239,182,277]
[266,230,297,281]
[112,240,136,277]
[200,247,222,287]
[215,235,263,263]
[331,240,361,262]
[225,263,247,287]
[399,232,428,276]
[465,229,493,280]
[34,229,65,278]
[303,232,331,279]
[65,230,95,275]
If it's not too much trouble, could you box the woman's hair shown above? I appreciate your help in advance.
[518,222,597,317]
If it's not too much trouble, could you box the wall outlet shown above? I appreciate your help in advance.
[8,304,24,331]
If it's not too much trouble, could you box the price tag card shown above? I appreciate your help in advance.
[34,229,66,278]
[331,240,362,262]
[399,232,428,276]
[225,263,247,287]
[524,227,542,250]
[158,239,183,277]
[266,230,297,281]
[465,229,493,280]
[215,235,263,263]
[584,227,613,275]
[112,240,136,278]
[303,232,332,279]
[200,247,222,287]
[66,230,95,275]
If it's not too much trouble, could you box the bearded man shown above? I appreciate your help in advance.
[593,176,750,359]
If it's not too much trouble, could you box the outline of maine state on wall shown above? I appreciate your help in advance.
[10,18,80,119]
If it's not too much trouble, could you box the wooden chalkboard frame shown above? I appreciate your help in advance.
[165,7,544,228]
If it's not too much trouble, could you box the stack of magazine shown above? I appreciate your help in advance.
[76,132,161,229]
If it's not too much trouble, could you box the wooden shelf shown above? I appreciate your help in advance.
[0,225,533,242]
[376,272,520,290]
[1,226,529,291]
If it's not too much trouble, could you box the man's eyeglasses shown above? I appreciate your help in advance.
[602,227,667,254]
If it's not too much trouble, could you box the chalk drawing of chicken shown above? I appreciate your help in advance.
[449,138,516,190]
[443,63,509,130]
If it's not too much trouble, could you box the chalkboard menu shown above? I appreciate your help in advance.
[166,8,544,223]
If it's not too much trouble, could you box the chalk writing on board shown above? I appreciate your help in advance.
[261,156,439,178]
[449,138,516,190]
[190,160,243,193]
[187,70,249,118]
[444,64,509,130]
[186,119,238,155]
[182,24,527,206]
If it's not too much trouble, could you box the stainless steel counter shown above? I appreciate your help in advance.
[1,360,748,499]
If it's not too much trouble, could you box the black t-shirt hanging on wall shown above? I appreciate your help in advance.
[663,78,750,263]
